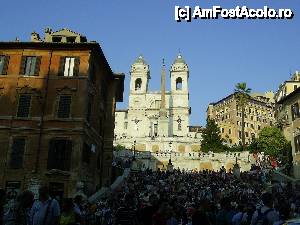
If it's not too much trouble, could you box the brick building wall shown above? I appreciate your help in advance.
[0,40,124,198]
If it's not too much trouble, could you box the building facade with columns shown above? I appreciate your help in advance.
[114,54,202,156]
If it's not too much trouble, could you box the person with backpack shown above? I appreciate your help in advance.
[15,190,35,225]
[250,192,279,225]
[30,186,60,225]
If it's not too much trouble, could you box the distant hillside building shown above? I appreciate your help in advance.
[207,92,276,146]
[0,28,124,197]
[114,54,202,158]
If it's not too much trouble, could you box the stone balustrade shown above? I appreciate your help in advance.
[114,150,253,162]
[113,149,254,172]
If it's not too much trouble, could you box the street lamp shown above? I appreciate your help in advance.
[169,141,172,163]
[167,141,174,172]
[133,140,136,160]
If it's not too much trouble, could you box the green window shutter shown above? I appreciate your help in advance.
[34,56,42,76]
[19,56,26,75]
[73,57,80,76]
[2,56,10,75]
[58,56,65,76]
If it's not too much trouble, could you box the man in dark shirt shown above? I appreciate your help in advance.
[192,199,213,225]
[115,193,137,225]
[139,194,159,225]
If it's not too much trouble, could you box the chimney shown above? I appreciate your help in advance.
[31,32,41,42]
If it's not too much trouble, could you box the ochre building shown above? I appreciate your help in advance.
[207,92,276,146]
[0,28,124,197]
[275,71,300,178]
[275,71,300,103]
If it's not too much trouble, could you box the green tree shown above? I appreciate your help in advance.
[114,144,126,151]
[235,82,251,151]
[256,126,290,157]
[247,138,259,153]
[201,118,225,153]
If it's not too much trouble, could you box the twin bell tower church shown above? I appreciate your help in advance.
[114,54,202,157]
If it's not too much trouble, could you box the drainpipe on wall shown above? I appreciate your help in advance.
[35,50,53,174]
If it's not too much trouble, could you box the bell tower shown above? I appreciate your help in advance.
[170,53,190,136]
[170,53,189,93]
[128,55,150,137]
[129,55,150,94]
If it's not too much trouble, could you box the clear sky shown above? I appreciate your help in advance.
[1,0,299,126]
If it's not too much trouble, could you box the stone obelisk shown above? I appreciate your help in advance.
[158,59,169,137]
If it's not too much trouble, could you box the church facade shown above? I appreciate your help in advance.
[114,54,202,155]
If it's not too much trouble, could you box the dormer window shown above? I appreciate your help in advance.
[80,36,87,43]
[66,36,76,43]
[52,36,62,42]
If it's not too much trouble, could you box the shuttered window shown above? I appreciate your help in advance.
[291,103,300,121]
[0,55,10,75]
[20,56,41,76]
[17,95,31,118]
[58,57,80,77]
[57,95,71,118]
[295,136,300,153]
[9,138,25,169]
[82,143,91,164]
[47,139,72,171]
[0,56,4,74]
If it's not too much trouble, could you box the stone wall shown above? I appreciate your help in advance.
[114,150,254,172]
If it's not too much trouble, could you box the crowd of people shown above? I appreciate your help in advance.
[109,168,300,225]
[1,167,300,225]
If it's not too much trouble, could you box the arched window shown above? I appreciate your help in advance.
[178,123,182,131]
[176,77,182,90]
[177,117,182,131]
[135,78,142,91]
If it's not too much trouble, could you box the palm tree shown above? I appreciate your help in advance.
[235,82,251,151]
